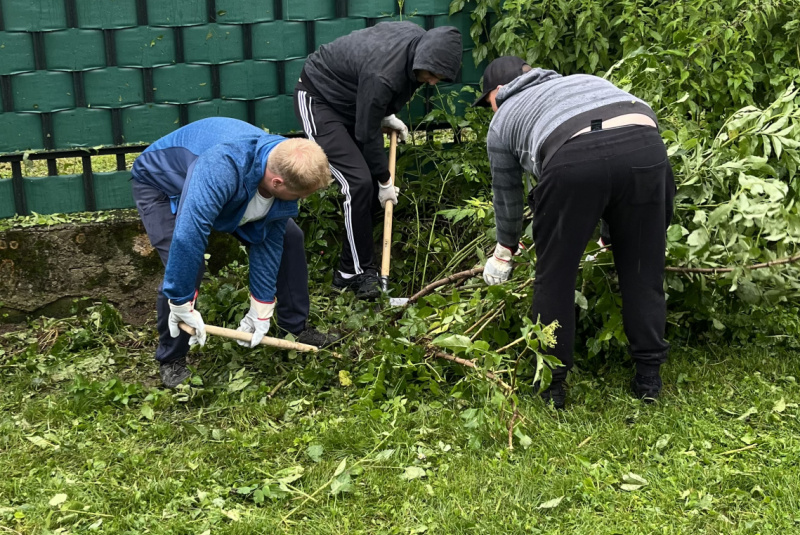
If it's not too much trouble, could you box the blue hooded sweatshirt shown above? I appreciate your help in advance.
[131,117,299,305]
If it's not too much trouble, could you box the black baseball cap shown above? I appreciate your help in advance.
[472,56,529,107]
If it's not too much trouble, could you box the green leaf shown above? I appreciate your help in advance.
[514,428,533,449]
[537,496,564,509]
[140,404,154,421]
[400,466,427,481]
[432,334,472,350]
[26,436,55,449]
[49,493,68,507]
[772,398,786,413]
[306,444,324,463]
[330,473,353,495]
[620,472,649,491]
[333,458,348,477]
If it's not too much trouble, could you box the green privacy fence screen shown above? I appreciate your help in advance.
[0,0,484,218]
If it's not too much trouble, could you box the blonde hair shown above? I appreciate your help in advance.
[268,138,332,192]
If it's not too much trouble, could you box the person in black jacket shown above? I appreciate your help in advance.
[294,21,462,298]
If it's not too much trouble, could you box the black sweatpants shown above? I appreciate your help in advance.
[294,82,381,275]
[530,126,676,381]
[132,180,310,364]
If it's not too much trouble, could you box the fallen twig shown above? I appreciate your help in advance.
[268,379,288,398]
[719,444,758,456]
[497,336,526,354]
[407,267,485,304]
[666,253,800,274]
[507,406,520,450]
[431,351,512,392]
[469,306,504,342]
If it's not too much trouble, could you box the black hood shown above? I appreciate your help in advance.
[412,26,462,82]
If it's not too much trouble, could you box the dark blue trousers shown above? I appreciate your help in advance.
[132,180,309,363]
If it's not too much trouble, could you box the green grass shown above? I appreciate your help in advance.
[2,312,799,535]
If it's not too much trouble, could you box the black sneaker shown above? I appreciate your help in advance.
[631,373,662,402]
[159,356,190,389]
[538,380,566,410]
[333,269,381,300]
[295,327,342,348]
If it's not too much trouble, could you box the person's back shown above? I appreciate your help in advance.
[132,117,279,198]
[302,22,461,120]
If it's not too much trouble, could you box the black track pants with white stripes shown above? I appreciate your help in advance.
[294,82,381,275]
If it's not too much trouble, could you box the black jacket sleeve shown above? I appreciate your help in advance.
[354,74,394,182]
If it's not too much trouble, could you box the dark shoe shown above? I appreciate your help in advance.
[333,269,381,300]
[538,380,566,410]
[159,356,190,389]
[295,327,342,348]
[631,373,662,402]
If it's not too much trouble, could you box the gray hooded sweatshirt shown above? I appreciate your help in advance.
[487,69,656,248]
[302,22,462,182]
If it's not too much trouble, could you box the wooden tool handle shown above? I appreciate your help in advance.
[381,131,399,280]
[179,323,318,352]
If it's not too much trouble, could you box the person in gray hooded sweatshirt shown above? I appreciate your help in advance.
[475,56,676,408]
[294,22,462,299]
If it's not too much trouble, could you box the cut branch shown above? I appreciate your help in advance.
[666,253,800,274]
[432,350,512,393]
[407,267,484,304]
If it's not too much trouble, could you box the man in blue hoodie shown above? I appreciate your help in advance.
[131,117,334,388]
[295,22,463,298]
[475,57,676,408]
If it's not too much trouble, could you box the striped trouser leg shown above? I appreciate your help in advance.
[293,86,376,274]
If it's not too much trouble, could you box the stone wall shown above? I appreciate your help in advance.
[0,214,243,326]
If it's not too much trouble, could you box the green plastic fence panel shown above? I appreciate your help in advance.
[94,170,135,211]
[0,32,35,75]
[388,15,425,28]
[24,174,86,215]
[215,0,274,23]
[397,95,426,126]
[284,58,305,95]
[0,113,43,153]
[76,0,138,29]
[2,0,67,31]
[403,0,451,16]
[115,27,177,68]
[187,99,248,122]
[52,108,114,149]
[44,29,107,71]
[84,67,145,108]
[152,64,213,103]
[460,50,486,85]
[183,24,245,64]
[281,0,336,21]
[0,180,15,218]
[251,21,307,61]
[433,83,471,115]
[219,61,278,100]
[314,18,366,48]
[432,12,474,49]
[254,96,299,135]
[148,0,206,27]
[12,71,75,112]
[121,104,180,143]
[347,0,396,18]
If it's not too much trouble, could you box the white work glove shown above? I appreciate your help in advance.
[381,114,408,143]
[168,295,206,347]
[236,295,276,348]
[483,243,515,285]
[378,180,400,208]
